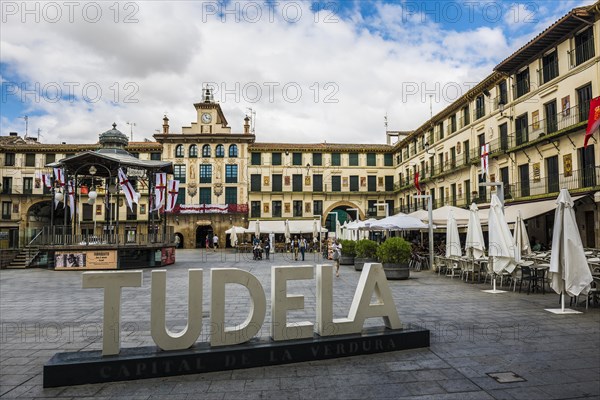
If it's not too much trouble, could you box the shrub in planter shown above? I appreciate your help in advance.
[376,237,412,280]
[354,239,379,271]
[339,239,356,265]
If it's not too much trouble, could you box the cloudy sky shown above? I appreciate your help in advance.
[0,0,594,144]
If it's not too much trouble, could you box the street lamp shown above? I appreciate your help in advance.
[313,215,322,255]
[479,181,505,210]
[373,203,389,217]
[414,194,434,272]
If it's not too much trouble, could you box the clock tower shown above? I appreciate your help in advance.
[182,88,231,135]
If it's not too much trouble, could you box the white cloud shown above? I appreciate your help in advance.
[0,0,591,145]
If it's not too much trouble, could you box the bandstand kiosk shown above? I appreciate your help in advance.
[38,124,175,270]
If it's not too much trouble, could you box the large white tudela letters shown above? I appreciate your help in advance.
[316,263,401,336]
[151,269,203,350]
[82,271,143,356]
[271,266,314,340]
[210,268,266,346]
[83,264,402,355]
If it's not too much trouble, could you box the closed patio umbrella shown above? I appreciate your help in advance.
[546,189,593,314]
[485,194,516,293]
[284,219,291,243]
[445,209,462,258]
[312,219,318,243]
[465,203,485,259]
[230,226,238,247]
[255,220,260,239]
[514,210,531,262]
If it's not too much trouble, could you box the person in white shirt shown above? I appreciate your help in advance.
[213,234,219,252]
[331,239,342,277]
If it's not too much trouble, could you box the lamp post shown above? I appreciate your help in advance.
[313,214,322,255]
[414,194,434,272]
[479,182,505,210]
[373,202,389,217]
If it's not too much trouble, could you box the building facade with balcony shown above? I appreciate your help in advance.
[392,3,600,248]
[152,89,255,249]
[245,143,398,233]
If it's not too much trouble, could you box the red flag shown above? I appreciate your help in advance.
[584,96,600,148]
[414,171,421,194]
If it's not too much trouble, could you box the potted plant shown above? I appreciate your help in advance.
[376,237,412,280]
[354,239,378,271]
[339,239,356,265]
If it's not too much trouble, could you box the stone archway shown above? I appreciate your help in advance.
[27,200,68,224]
[26,200,69,244]
[322,201,363,233]
[195,225,213,249]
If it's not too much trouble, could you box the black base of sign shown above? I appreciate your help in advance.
[43,327,429,387]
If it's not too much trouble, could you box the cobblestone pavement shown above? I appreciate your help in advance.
[1,249,599,399]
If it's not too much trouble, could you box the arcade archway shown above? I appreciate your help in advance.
[195,225,213,248]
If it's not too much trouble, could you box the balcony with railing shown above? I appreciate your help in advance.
[507,166,598,200]
[538,58,559,85]
[30,225,176,248]
[569,35,595,67]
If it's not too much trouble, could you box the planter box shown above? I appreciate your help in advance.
[354,258,377,271]
[383,263,410,280]
[340,255,355,265]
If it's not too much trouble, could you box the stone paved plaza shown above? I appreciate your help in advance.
[1,249,599,399]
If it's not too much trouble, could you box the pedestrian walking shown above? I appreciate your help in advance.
[332,239,342,277]
[213,234,219,251]
[299,236,307,261]
[264,239,271,260]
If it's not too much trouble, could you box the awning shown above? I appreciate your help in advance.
[408,205,477,226]
[246,220,327,234]
[503,195,584,224]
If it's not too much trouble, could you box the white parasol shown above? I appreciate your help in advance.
[513,210,531,262]
[465,203,486,259]
[367,214,428,230]
[485,194,516,293]
[284,219,291,243]
[230,226,238,247]
[546,189,593,314]
[445,210,462,258]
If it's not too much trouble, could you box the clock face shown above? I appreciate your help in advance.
[201,113,212,124]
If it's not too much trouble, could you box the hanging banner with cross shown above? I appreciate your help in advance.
[53,168,66,209]
[117,168,138,212]
[67,180,75,220]
[152,173,167,212]
[481,143,490,179]
[165,179,180,212]
[42,173,52,189]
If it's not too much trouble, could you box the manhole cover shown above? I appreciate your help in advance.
[487,372,526,383]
